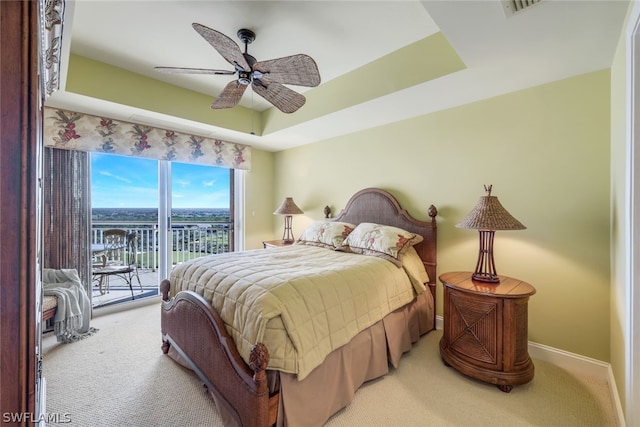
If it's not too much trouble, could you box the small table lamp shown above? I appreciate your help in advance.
[456,185,526,283]
[274,197,304,243]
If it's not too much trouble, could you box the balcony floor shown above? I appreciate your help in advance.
[91,268,159,308]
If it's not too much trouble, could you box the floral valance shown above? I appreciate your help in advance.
[43,107,251,170]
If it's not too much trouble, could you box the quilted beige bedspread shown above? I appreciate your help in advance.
[169,244,417,380]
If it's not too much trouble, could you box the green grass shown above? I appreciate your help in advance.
[137,250,215,268]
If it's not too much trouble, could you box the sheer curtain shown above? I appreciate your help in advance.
[43,147,91,293]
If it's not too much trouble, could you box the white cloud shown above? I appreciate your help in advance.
[99,171,132,183]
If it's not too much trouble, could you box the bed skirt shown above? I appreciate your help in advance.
[275,289,434,426]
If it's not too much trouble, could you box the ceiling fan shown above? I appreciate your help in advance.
[155,23,321,114]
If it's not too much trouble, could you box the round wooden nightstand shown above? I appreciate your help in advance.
[439,271,536,392]
[262,239,294,249]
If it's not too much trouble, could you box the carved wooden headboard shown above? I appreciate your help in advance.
[331,188,437,286]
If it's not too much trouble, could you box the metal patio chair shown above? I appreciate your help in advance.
[92,229,142,299]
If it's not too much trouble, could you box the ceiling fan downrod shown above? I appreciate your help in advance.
[236,28,258,85]
[237,28,255,53]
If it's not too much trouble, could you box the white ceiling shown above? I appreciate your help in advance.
[46,0,630,152]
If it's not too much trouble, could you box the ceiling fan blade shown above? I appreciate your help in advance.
[253,54,321,87]
[252,80,306,114]
[192,23,250,71]
[154,66,235,75]
[211,80,248,110]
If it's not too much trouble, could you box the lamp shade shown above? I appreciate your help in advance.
[456,186,525,231]
[273,197,304,216]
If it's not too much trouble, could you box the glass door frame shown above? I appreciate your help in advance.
[157,162,241,281]
[158,160,172,283]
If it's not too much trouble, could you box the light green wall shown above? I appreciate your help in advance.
[272,70,612,361]
[243,148,276,249]
[610,3,633,412]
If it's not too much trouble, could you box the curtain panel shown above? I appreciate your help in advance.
[43,107,252,170]
[43,147,92,292]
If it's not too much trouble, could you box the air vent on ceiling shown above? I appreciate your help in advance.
[502,0,542,17]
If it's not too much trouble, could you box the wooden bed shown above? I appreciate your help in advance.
[160,188,438,427]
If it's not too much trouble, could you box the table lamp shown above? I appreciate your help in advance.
[274,197,304,243]
[456,185,526,283]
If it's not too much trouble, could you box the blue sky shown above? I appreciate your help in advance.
[91,153,230,208]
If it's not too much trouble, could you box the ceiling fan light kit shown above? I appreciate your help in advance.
[155,23,321,114]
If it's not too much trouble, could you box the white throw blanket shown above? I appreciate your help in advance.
[43,268,95,343]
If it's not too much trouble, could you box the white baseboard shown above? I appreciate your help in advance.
[608,365,626,427]
[528,341,626,427]
[435,314,443,331]
[528,341,609,378]
[92,294,161,318]
[435,315,625,426]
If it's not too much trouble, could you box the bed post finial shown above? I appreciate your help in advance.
[428,205,438,223]
[160,279,171,301]
[324,205,331,218]
[249,342,269,383]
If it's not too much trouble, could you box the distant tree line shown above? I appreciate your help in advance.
[92,208,230,223]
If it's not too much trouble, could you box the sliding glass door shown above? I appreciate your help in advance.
[91,154,233,304]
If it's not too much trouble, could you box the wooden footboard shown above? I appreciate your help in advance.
[160,280,278,427]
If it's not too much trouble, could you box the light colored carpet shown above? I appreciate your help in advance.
[42,302,618,427]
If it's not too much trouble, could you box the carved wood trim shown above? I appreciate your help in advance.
[41,0,65,98]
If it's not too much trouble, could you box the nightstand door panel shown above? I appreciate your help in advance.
[447,290,503,370]
[503,297,531,370]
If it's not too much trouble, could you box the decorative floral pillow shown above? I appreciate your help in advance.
[343,222,423,267]
[296,221,356,250]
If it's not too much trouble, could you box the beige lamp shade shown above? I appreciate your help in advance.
[273,197,304,216]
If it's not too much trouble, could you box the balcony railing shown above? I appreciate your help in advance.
[91,221,233,270]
